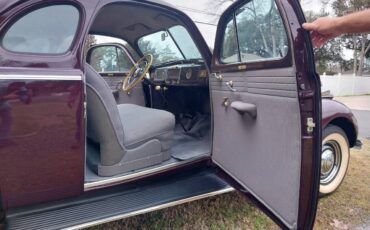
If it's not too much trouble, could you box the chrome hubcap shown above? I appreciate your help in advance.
[321,141,342,184]
[321,147,335,176]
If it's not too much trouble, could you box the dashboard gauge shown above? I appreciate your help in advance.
[198,70,207,78]
[185,69,192,80]
[159,71,166,80]
[155,69,166,81]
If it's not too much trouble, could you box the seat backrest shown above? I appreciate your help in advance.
[85,64,126,166]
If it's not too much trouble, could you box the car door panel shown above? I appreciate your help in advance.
[0,73,85,209]
[212,68,301,228]
[0,0,100,209]
[211,0,321,229]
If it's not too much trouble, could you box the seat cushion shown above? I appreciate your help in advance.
[117,104,175,150]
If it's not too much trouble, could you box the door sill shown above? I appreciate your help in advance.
[84,156,209,191]
[7,169,233,230]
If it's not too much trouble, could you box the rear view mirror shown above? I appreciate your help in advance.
[161,32,168,41]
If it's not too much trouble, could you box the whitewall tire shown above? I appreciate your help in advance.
[320,125,350,196]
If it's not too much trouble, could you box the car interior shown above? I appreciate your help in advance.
[84,3,212,183]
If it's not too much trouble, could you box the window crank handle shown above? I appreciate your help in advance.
[226,81,237,92]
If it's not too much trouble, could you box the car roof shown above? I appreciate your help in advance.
[0,0,177,14]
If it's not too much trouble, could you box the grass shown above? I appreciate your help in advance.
[314,139,370,230]
[89,193,276,230]
[89,140,370,230]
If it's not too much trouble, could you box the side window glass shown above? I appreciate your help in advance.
[221,17,239,64]
[90,46,133,73]
[2,5,79,54]
[117,48,133,72]
[220,0,289,64]
[236,0,288,62]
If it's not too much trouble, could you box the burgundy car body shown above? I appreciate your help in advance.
[0,0,339,229]
[322,98,358,147]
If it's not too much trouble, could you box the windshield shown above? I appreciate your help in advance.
[138,25,202,66]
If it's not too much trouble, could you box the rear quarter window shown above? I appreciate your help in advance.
[1,5,80,54]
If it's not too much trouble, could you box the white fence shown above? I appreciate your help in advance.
[320,74,370,97]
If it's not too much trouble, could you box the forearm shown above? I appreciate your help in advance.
[335,9,370,34]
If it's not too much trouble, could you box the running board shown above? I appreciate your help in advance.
[5,169,233,230]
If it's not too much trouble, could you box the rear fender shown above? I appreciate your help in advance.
[322,99,358,147]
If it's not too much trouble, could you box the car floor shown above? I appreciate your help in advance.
[171,114,211,160]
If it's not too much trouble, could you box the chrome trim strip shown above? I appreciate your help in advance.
[84,158,205,190]
[65,187,235,230]
[0,74,82,81]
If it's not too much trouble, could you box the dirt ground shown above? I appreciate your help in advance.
[89,140,370,230]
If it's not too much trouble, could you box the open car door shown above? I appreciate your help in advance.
[210,0,321,229]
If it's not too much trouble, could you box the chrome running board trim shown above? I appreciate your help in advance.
[84,157,208,190]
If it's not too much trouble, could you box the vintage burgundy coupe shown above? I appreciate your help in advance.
[0,0,357,229]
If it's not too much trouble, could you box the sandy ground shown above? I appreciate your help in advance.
[335,96,370,139]
[335,96,370,111]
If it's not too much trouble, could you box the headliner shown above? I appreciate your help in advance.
[89,3,184,45]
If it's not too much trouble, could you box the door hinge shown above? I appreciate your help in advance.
[306,117,316,133]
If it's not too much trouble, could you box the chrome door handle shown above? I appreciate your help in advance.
[226,81,237,92]
[231,101,257,118]
[211,73,223,81]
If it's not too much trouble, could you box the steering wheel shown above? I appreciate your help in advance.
[123,54,153,93]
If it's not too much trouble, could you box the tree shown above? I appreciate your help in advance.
[83,35,96,58]
[305,10,344,74]
[138,39,179,65]
[332,0,370,76]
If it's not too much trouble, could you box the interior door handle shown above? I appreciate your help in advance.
[226,81,237,92]
[231,101,257,118]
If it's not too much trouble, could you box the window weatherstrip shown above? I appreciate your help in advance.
[232,13,242,63]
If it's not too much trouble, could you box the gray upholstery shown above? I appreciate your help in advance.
[118,104,175,150]
[86,64,125,166]
[85,64,175,176]
[211,67,301,229]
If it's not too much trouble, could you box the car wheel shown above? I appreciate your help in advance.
[320,125,350,196]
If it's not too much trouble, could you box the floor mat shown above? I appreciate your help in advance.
[171,115,211,160]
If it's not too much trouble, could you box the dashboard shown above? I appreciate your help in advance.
[150,64,208,86]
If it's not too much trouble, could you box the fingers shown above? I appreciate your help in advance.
[311,31,331,48]
[302,22,315,31]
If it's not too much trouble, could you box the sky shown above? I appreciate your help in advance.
[301,0,332,13]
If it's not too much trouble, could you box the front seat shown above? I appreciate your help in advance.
[85,64,175,177]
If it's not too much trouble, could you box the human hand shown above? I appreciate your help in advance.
[302,17,342,48]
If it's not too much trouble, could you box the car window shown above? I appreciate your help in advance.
[137,25,202,66]
[2,5,80,54]
[221,0,289,64]
[90,46,133,73]
[168,25,202,60]
[138,30,184,66]
[221,17,239,63]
